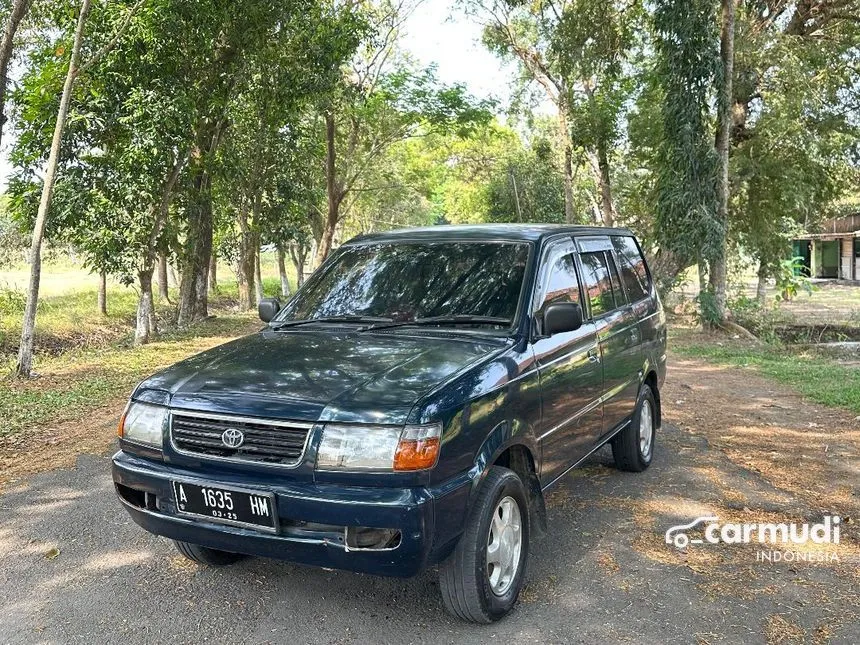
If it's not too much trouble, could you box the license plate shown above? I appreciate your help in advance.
[172,481,277,533]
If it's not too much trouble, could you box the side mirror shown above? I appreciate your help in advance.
[543,302,583,335]
[258,297,281,323]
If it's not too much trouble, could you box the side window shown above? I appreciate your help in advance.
[579,251,617,317]
[539,253,581,310]
[611,235,651,301]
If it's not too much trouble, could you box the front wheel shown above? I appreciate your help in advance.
[439,466,530,623]
[173,540,245,566]
[611,383,657,472]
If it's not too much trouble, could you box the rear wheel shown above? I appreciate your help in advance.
[439,466,529,623]
[173,540,244,566]
[611,384,656,472]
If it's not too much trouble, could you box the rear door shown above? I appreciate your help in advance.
[532,237,603,487]
[611,233,664,379]
[576,237,642,438]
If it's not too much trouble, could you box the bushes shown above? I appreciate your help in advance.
[726,292,782,344]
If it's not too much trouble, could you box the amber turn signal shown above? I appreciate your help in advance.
[117,410,127,438]
[393,423,442,471]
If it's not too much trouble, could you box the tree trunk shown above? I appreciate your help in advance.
[178,159,214,325]
[277,246,290,297]
[235,207,255,311]
[318,111,341,265]
[135,151,188,339]
[0,0,30,150]
[698,261,708,294]
[289,245,306,287]
[157,253,170,302]
[208,252,217,294]
[97,270,107,315]
[756,261,768,305]
[16,0,92,378]
[556,104,575,224]
[595,141,615,227]
[710,0,736,323]
[254,245,263,304]
[135,269,155,345]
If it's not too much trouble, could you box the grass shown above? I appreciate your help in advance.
[671,329,860,415]
[0,253,296,358]
[0,255,296,441]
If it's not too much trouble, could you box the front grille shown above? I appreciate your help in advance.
[170,411,312,466]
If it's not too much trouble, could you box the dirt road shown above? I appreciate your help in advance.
[1,355,858,644]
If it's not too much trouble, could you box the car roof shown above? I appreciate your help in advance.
[346,223,635,245]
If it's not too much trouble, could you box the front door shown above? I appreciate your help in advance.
[533,238,603,487]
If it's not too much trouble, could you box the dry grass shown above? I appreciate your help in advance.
[764,614,805,645]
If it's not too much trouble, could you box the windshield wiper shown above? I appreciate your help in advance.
[270,315,393,330]
[364,315,512,331]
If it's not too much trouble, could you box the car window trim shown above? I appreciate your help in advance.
[576,247,624,320]
[530,236,584,314]
[611,234,652,304]
[605,248,631,310]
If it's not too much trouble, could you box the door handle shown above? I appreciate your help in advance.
[587,348,600,364]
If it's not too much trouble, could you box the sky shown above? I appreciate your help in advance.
[401,1,514,105]
[0,2,515,188]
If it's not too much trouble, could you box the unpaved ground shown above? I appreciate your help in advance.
[1,352,858,644]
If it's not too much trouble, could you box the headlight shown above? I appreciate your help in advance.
[118,402,167,448]
[316,422,442,471]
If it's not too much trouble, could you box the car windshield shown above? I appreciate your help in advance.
[275,241,530,328]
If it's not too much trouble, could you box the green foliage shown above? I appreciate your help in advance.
[0,284,26,316]
[1,0,857,358]
[694,289,721,327]
[774,257,813,303]
[486,137,567,223]
[726,292,781,344]
[651,0,721,268]
[730,2,860,278]
[0,199,28,268]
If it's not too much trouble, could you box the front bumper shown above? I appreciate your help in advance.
[112,451,472,577]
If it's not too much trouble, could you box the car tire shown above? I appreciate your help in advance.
[611,383,657,472]
[439,466,530,623]
[172,540,245,566]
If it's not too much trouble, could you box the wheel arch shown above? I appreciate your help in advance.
[469,421,545,534]
[643,369,661,429]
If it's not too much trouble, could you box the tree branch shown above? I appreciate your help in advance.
[76,0,147,76]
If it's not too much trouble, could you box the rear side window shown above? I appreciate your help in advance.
[611,235,651,301]
[540,254,581,310]
[579,251,619,317]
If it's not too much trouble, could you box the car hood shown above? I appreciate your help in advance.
[135,328,507,425]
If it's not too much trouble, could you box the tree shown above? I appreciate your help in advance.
[210,3,362,309]
[710,0,736,322]
[486,137,567,224]
[314,0,491,264]
[318,63,490,263]
[730,1,860,294]
[16,0,93,377]
[467,0,639,226]
[650,0,720,290]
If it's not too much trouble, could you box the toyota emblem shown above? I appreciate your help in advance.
[221,428,245,448]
